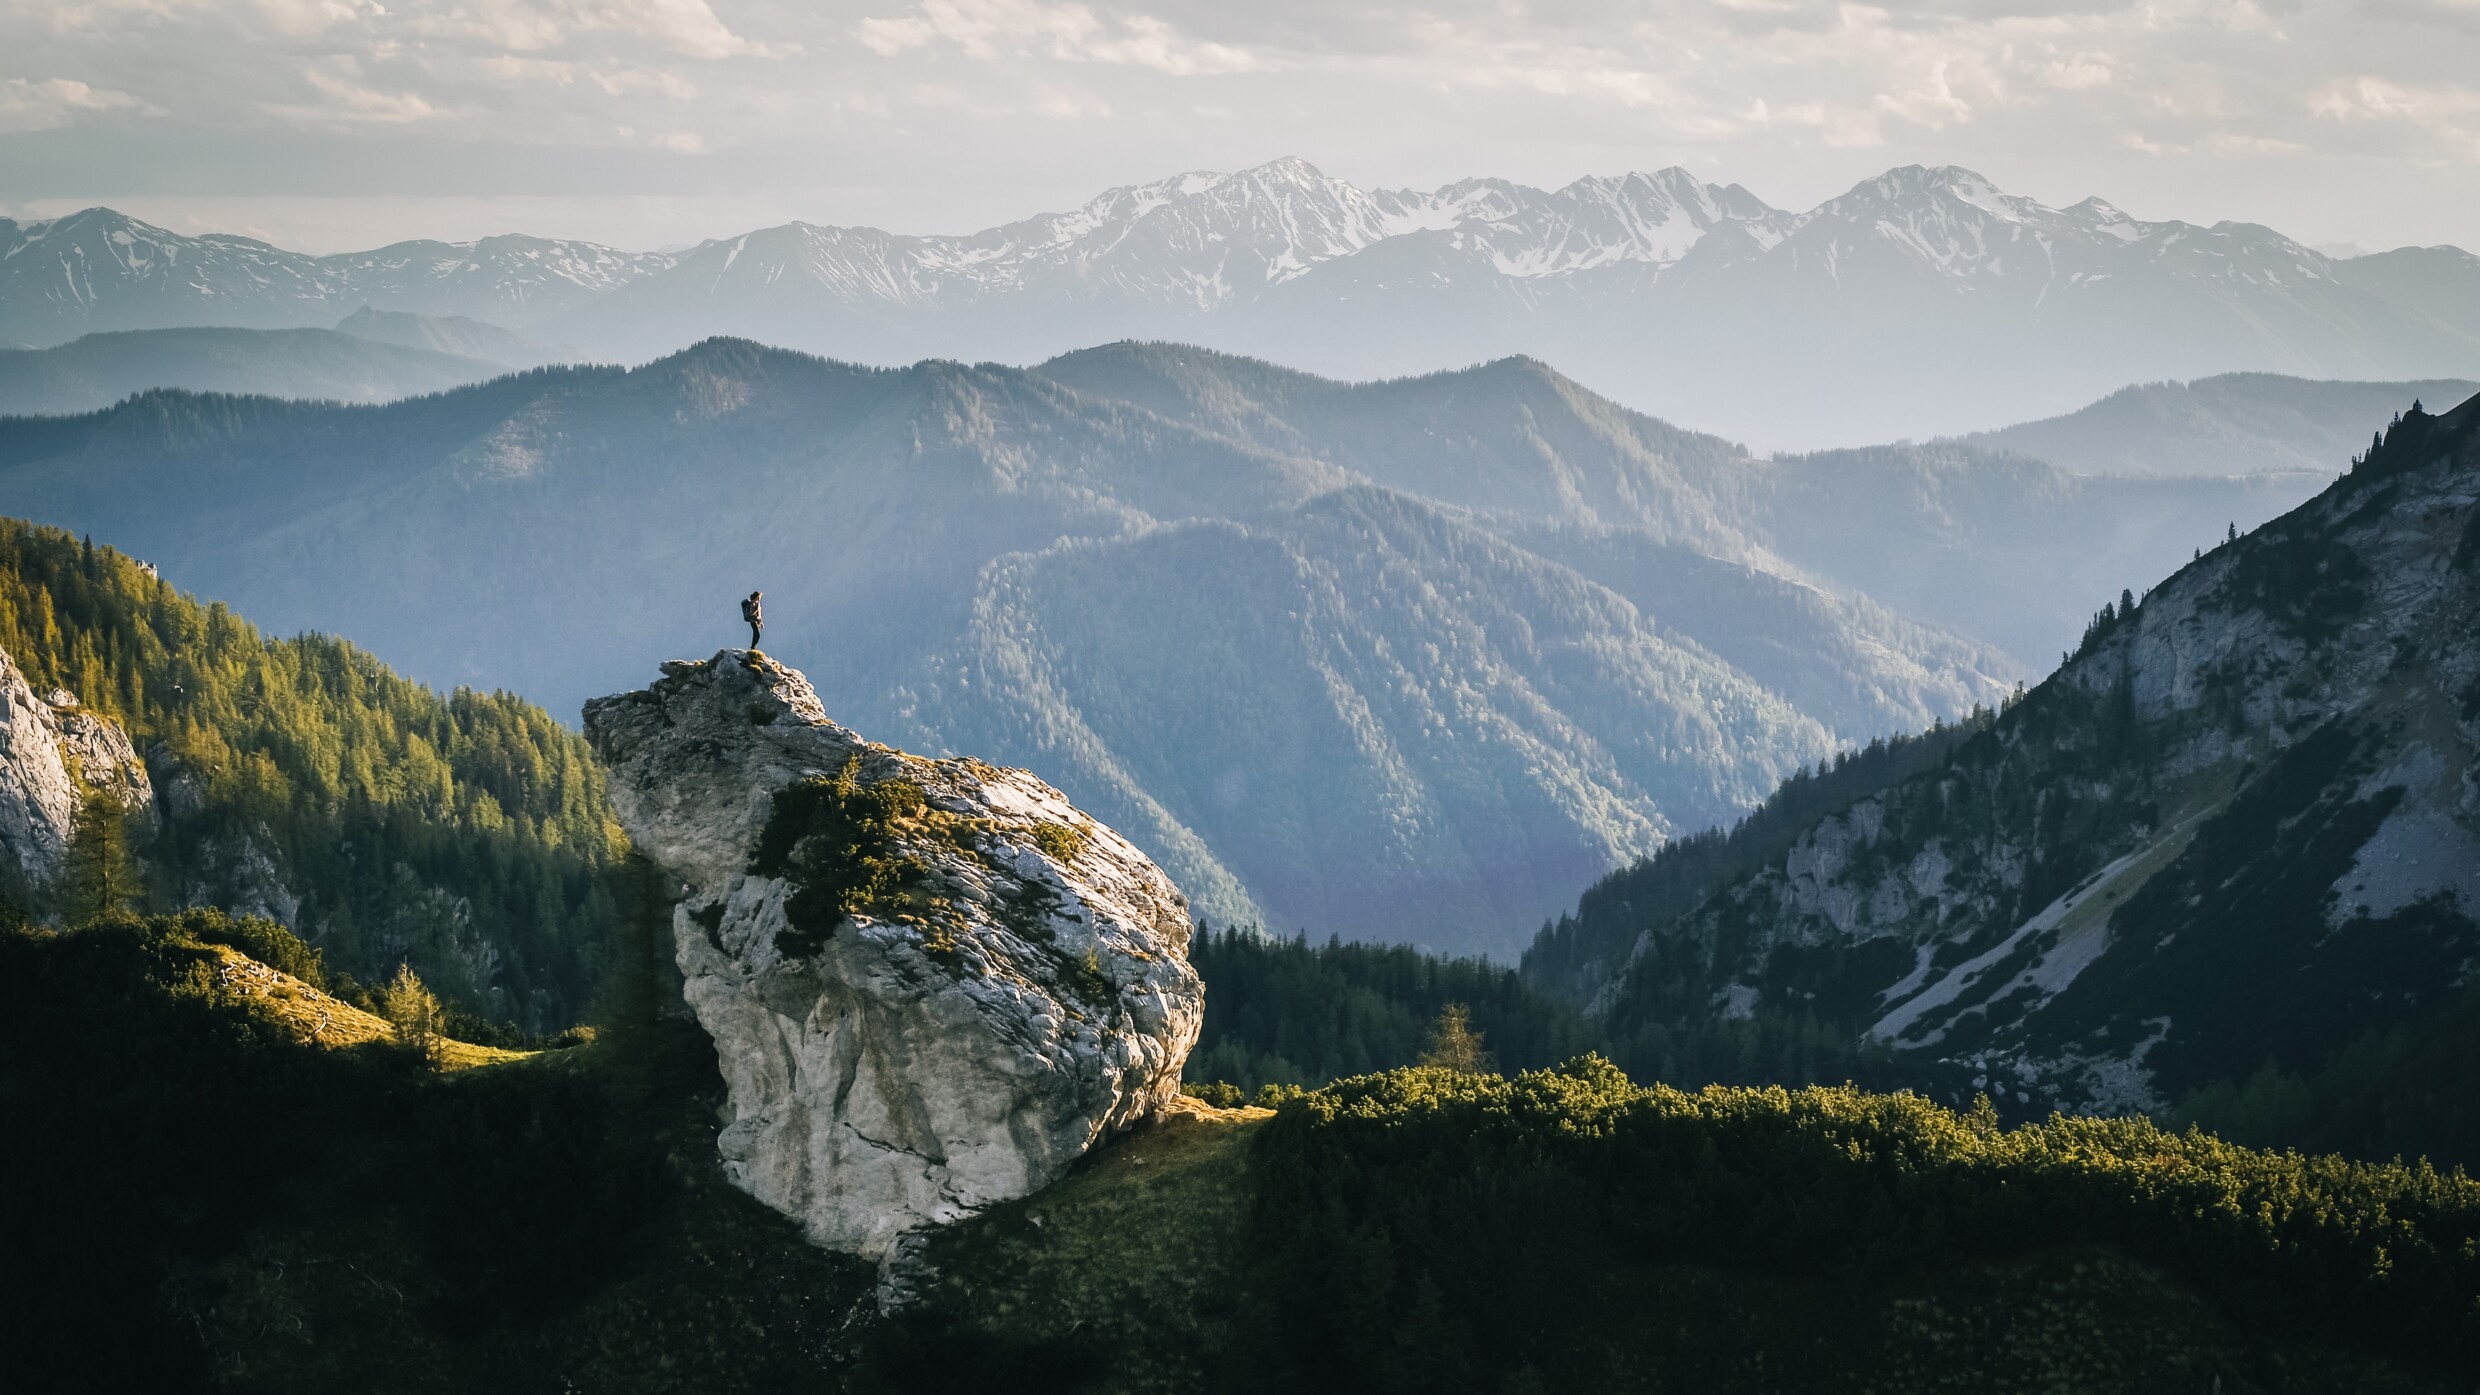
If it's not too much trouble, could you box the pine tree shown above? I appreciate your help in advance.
[62,790,141,923]
[380,962,445,1065]
[1419,1002,1495,1074]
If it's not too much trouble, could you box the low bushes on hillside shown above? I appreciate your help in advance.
[1244,1059,2480,1392]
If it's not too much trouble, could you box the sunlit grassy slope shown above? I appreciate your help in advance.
[195,941,532,1069]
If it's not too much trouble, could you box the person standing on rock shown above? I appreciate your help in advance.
[741,591,764,651]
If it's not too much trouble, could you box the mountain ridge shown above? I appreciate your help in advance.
[0,325,514,417]
[0,337,2051,954]
[11,159,2477,445]
[1961,372,2480,477]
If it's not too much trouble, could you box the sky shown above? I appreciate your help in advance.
[2,0,2476,254]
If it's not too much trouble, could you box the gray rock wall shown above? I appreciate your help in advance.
[0,646,152,896]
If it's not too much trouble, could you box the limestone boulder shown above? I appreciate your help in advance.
[583,650,1204,1259]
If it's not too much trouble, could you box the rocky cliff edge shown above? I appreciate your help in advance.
[0,645,152,896]
[583,651,1204,1259]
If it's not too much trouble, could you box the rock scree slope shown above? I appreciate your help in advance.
[583,650,1204,1259]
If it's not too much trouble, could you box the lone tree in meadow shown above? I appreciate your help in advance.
[1419,1002,1495,1075]
[379,963,445,1065]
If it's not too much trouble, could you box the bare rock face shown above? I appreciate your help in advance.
[0,645,152,892]
[583,651,1204,1259]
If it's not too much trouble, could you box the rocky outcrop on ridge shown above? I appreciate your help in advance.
[584,651,1204,1259]
[0,645,151,893]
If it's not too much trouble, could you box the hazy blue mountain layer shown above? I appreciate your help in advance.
[334,306,570,369]
[0,339,2426,953]
[0,339,2054,954]
[0,326,510,417]
[1743,444,2322,667]
[1036,342,2331,669]
[1963,372,2480,477]
[1529,391,2480,1158]
[7,164,2477,447]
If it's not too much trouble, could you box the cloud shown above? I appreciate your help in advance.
[269,58,443,124]
[0,77,150,133]
[0,0,2475,250]
[2312,74,2480,152]
[857,1,1259,74]
[401,0,792,60]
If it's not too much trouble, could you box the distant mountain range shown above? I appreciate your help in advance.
[7,161,2475,446]
[0,212,661,340]
[0,339,2362,954]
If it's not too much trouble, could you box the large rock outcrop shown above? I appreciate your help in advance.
[584,651,1205,1258]
[0,645,152,893]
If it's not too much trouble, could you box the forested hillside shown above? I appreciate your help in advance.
[1185,926,1599,1090]
[1524,390,2480,1163]
[0,521,621,1026]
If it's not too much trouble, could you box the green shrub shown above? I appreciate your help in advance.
[749,754,931,958]
[1183,1080,1248,1108]
[171,905,326,987]
[1027,820,1088,865]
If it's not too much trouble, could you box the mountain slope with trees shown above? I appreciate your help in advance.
[0,521,622,1026]
[1526,389,2480,1162]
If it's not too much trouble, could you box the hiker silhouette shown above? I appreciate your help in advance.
[741,591,763,650]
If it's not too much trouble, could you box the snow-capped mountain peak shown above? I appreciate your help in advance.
[4,163,2472,456]
[0,207,667,339]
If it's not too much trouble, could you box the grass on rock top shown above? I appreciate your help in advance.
[749,749,1104,964]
